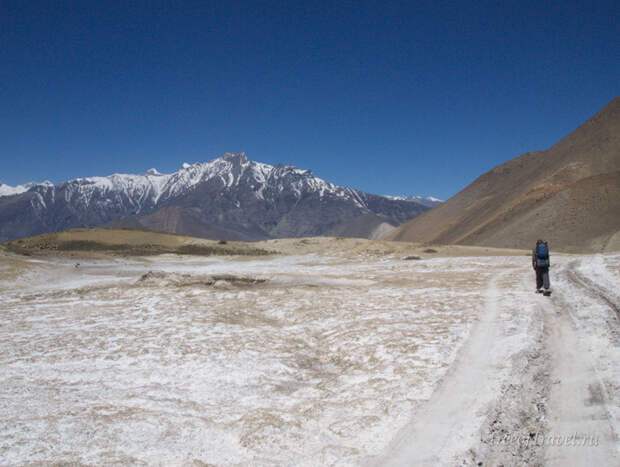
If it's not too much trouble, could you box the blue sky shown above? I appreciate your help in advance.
[1,0,618,200]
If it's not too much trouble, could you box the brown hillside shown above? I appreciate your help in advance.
[385,96,620,253]
[138,206,255,241]
[2,228,273,257]
[326,213,398,239]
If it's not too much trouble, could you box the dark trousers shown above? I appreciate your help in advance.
[535,267,550,289]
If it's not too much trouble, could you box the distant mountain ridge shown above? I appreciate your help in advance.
[0,153,434,242]
[383,195,443,208]
[385,96,620,253]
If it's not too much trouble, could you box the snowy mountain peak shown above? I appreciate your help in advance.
[181,162,191,169]
[145,168,161,175]
[0,180,53,197]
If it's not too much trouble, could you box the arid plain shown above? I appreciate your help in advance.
[1,232,618,465]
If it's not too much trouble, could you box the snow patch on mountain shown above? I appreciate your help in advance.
[385,195,443,202]
[384,195,443,207]
[64,171,173,210]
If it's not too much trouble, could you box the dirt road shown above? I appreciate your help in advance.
[372,255,620,466]
[544,260,619,466]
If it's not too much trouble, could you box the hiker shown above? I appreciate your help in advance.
[532,239,550,293]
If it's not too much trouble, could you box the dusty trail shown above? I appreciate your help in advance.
[375,255,620,466]
[371,264,538,466]
[544,260,620,466]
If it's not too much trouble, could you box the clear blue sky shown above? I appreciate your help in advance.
[1,0,618,199]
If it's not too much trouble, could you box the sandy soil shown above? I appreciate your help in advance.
[0,244,617,465]
[255,236,528,259]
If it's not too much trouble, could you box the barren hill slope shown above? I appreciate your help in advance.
[385,96,620,253]
[326,213,399,239]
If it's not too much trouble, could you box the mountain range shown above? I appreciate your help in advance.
[0,153,438,242]
[386,96,620,253]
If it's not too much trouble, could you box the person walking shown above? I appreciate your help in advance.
[532,239,551,294]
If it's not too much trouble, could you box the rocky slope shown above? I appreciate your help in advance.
[0,153,431,241]
[385,96,620,253]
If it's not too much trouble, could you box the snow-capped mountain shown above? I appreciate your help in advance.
[0,153,433,241]
[0,181,53,197]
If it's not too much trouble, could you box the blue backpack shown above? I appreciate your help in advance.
[535,242,549,267]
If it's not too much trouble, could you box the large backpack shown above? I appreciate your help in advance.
[535,242,549,267]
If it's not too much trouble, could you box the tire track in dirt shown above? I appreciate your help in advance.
[471,268,549,466]
[565,260,620,322]
[369,266,527,466]
[543,260,620,466]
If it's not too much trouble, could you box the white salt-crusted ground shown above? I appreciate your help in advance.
[0,252,618,466]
